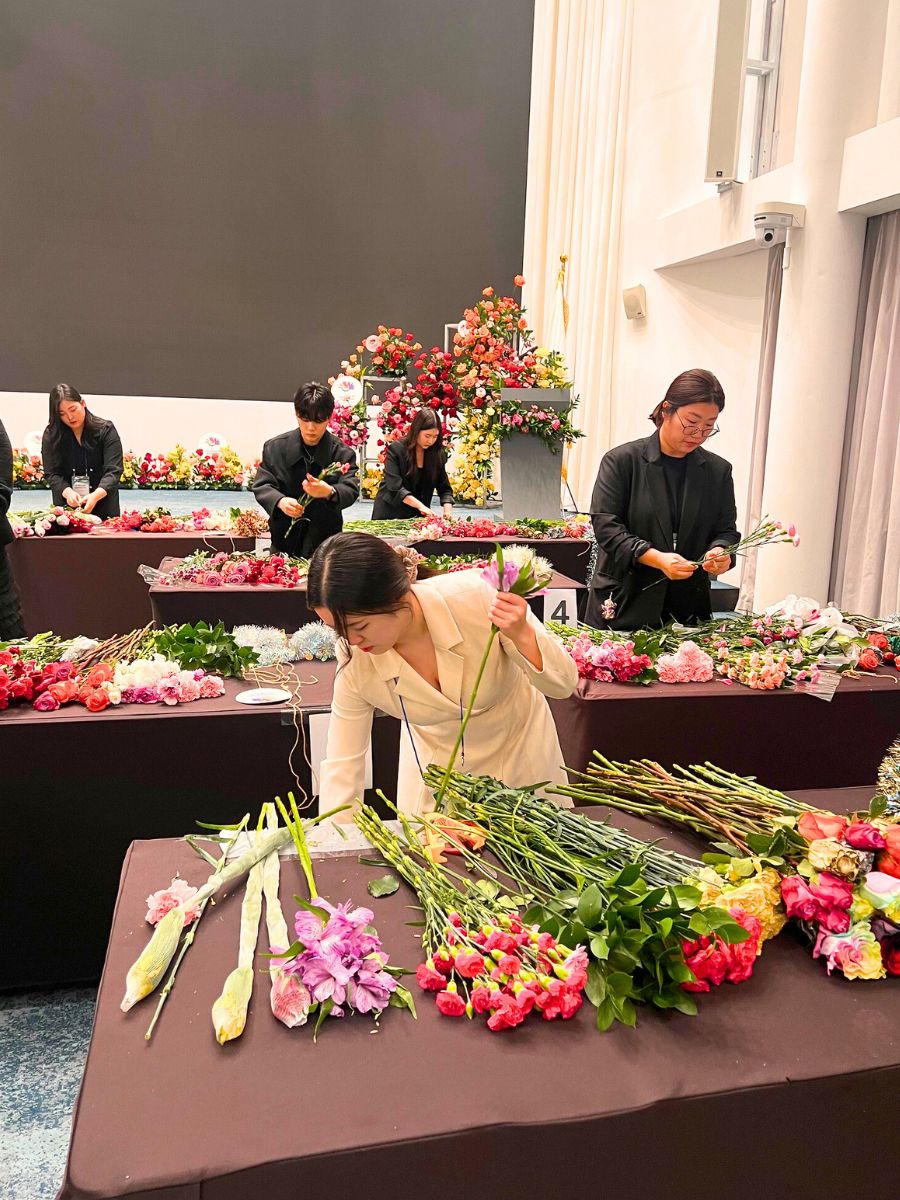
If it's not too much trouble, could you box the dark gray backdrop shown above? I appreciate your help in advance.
[0,0,534,400]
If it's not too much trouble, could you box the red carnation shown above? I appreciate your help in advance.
[435,989,466,1017]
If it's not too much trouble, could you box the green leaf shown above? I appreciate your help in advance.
[367,874,400,898]
[313,998,334,1042]
[293,895,330,923]
[576,883,603,927]
[585,961,607,1007]
[868,794,888,819]
[615,864,641,888]
[389,984,418,1019]
[701,852,733,865]
[606,971,632,998]
[357,856,389,868]
[589,935,610,961]
[670,991,699,1017]
[260,939,305,959]
[658,917,673,938]
[595,997,617,1032]
[617,997,637,1027]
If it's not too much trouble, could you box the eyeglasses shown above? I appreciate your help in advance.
[671,409,719,440]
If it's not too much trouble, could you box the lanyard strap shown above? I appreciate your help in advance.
[398,695,465,783]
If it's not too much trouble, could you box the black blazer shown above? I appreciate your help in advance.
[0,418,14,547]
[371,440,453,521]
[41,418,124,519]
[586,431,739,629]
[252,429,359,556]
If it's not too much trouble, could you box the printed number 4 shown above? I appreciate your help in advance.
[550,599,570,623]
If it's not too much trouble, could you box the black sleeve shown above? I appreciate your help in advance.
[379,443,413,507]
[325,441,359,511]
[590,449,651,575]
[41,427,69,498]
[0,419,12,516]
[251,440,288,515]
[97,423,124,494]
[706,464,740,567]
[435,453,453,506]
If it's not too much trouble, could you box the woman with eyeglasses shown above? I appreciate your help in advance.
[585,368,739,630]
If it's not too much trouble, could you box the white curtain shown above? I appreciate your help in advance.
[830,210,900,617]
[522,0,633,508]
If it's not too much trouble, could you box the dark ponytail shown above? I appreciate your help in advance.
[307,531,412,642]
[649,369,725,427]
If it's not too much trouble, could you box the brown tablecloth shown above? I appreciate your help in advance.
[552,670,900,791]
[0,664,385,989]
[58,787,897,1200]
[7,531,255,639]
[149,571,585,632]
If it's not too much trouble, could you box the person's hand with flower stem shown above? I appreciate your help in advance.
[488,591,542,670]
[302,473,335,502]
[80,488,107,515]
[702,548,731,576]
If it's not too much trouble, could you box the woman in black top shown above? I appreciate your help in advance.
[41,384,124,519]
[585,369,740,630]
[0,415,25,638]
[372,409,454,521]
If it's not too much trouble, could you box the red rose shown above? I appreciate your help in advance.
[82,688,110,713]
[435,989,466,1017]
[876,848,900,880]
[867,632,890,651]
[857,647,880,671]
[881,935,900,976]
[33,690,60,711]
[85,663,113,688]
[680,936,728,991]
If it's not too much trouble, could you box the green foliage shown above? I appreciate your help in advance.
[151,621,258,677]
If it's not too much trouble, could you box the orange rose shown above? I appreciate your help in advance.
[797,810,847,843]
[82,687,110,713]
[85,663,113,688]
[48,679,79,704]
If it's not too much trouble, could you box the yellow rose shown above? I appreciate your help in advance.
[806,838,864,880]
[841,940,886,981]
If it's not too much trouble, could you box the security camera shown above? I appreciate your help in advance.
[753,202,806,247]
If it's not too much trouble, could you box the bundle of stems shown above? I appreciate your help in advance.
[76,623,156,669]
[0,631,72,666]
[425,766,698,889]
[551,755,822,854]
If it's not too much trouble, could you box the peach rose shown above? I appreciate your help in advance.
[797,810,847,843]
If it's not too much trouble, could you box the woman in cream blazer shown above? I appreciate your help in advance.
[308,533,578,815]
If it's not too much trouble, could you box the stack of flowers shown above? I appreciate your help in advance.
[712,643,798,689]
[410,514,588,541]
[229,508,270,537]
[11,448,44,488]
[420,769,760,1027]
[328,400,369,449]
[557,756,900,982]
[11,508,101,537]
[656,640,715,683]
[356,804,588,1031]
[153,551,307,588]
[0,648,225,712]
[564,634,654,684]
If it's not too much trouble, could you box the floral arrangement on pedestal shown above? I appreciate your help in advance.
[331,326,422,382]
[328,399,369,449]
[11,448,44,488]
[412,346,460,413]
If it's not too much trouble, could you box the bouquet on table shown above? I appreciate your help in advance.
[555,755,900,981]
[231,623,337,665]
[11,448,44,488]
[146,550,308,589]
[11,508,101,537]
[103,507,237,533]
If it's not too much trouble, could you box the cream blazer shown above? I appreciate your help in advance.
[319,570,579,815]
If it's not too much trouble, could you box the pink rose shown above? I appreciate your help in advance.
[33,691,60,712]
[844,822,886,851]
[780,875,821,923]
[364,334,381,353]
[809,872,854,911]
[203,572,223,587]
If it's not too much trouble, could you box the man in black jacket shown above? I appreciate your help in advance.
[253,382,359,559]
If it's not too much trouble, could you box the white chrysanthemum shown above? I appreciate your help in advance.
[288,622,337,662]
[500,544,554,589]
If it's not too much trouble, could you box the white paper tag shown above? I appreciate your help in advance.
[799,669,842,702]
[543,588,578,627]
[308,711,373,793]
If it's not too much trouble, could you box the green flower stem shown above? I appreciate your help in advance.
[434,625,498,805]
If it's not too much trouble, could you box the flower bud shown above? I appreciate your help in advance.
[212,966,254,1044]
[121,907,185,1012]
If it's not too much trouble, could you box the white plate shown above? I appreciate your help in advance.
[234,688,292,705]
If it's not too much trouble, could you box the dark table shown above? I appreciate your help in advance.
[8,531,256,639]
[0,664,389,990]
[149,570,586,632]
[550,670,900,791]
[57,787,897,1200]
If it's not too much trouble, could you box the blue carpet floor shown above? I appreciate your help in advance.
[0,988,96,1199]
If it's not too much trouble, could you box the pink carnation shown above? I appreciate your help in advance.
[657,640,715,683]
[199,674,225,698]
[178,679,202,703]
[146,877,201,925]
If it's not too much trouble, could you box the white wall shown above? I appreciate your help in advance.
[591,0,770,588]
[1,391,293,462]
